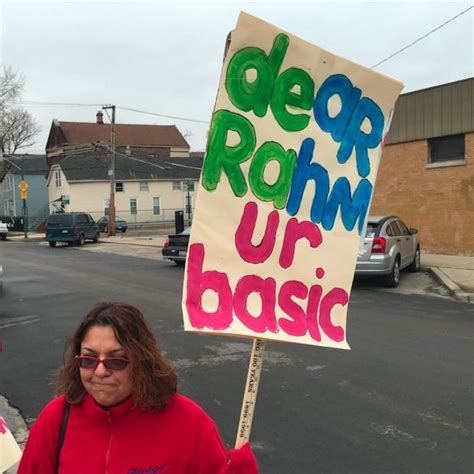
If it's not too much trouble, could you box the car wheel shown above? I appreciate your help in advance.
[104,225,108,233]
[175,260,185,267]
[76,234,85,246]
[93,232,100,243]
[122,228,127,233]
[48,241,57,248]
[384,257,400,288]
[407,246,421,272]
[1,234,6,241]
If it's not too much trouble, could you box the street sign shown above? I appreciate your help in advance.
[20,190,28,200]
[18,180,29,192]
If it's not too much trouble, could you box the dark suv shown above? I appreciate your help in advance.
[45,213,100,247]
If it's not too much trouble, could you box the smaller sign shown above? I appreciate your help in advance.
[18,180,29,192]
[20,190,28,200]
[0,416,22,472]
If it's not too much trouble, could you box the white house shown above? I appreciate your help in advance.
[46,153,201,225]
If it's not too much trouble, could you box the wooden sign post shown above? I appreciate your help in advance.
[235,338,267,448]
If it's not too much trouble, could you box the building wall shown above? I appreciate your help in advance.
[54,179,197,223]
[1,172,48,220]
[371,132,473,254]
[19,174,49,219]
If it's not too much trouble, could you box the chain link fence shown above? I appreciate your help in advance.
[88,207,193,229]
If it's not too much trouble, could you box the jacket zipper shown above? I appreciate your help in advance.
[105,412,113,474]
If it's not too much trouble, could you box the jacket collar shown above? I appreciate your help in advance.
[81,393,136,419]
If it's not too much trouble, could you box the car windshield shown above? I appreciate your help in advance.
[48,214,72,225]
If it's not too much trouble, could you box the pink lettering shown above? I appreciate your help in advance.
[234,275,278,333]
[278,281,308,337]
[234,201,279,264]
[186,243,233,330]
[306,284,323,342]
[319,288,348,342]
[0,417,8,435]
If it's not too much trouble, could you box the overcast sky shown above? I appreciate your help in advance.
[1,0,473,154]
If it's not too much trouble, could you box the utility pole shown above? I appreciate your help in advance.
[103,105,116,236]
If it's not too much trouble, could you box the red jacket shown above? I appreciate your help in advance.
[18,393,258,474]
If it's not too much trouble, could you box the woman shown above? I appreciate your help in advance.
[18,302,258,473]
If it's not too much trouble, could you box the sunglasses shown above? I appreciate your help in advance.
[75,355,129,371]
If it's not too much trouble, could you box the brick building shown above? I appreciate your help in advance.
[371,78,473,254]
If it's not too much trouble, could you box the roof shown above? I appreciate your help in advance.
[56,122,190,148]
[0,154,48,181]
[56,154,202,182]
[386,77,473,145]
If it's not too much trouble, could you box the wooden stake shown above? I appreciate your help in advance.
[235,337,267,448]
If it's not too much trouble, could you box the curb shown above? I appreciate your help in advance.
[100,239,164,249]
[7,236,45,243]
[428,267,473,304]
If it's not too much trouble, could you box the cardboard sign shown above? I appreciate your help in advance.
[0,417,22,472]
[182,12,403,349]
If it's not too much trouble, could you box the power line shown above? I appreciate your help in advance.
[14,100,103,107]
[10,100,210,125]
[117,106,209,124]
[371,6,473,69]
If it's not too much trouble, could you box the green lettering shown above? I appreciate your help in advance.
[225,34,289,117]
[202,110,256,196]
[271,67,314,131]
[249,141,296,209]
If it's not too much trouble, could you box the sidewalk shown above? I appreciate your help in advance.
[5,231,474,303]
[421,253,473,303]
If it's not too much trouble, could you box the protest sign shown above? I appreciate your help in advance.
[0,417,22,473]
[182,12,403,350]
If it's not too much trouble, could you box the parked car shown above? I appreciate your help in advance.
[0,221,7,241]
[97,216,128,233]
[355,215,420,287]
[162,227,191,266]
[45,213,100,247]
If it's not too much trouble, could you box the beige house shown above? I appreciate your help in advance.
[46,153,201,225]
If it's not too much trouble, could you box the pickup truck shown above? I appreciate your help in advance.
[0,221,8,240]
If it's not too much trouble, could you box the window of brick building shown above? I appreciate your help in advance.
[428,134,465,166]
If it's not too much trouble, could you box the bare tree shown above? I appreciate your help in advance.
[0,66,40,154]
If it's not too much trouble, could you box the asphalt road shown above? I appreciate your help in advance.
[0,241,472,473]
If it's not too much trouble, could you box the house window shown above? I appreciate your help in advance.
[140,181,149,192]
[115,182,124,192]
[129,198,137,215]
[172,181,181,191]
[428,134,465,164]
[153,197,161,215]
[55,171,61,188]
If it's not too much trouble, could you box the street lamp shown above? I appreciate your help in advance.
[0,153,28,238]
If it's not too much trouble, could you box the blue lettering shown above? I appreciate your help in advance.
[286,138,329,223]
[322,177,372,234]
[286,138,372,234]
[313,74,384,178]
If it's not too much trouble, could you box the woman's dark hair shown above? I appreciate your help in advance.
[56,302,177,411]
